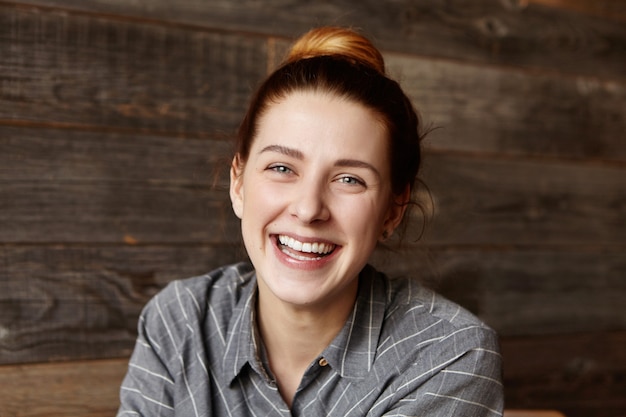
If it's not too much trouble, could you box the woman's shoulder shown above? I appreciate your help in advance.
[385,272,487,324]
[141,262,256,326]
[172,261,255,298]
[380,269,498,351]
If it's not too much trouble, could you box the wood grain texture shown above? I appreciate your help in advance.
[0,358,127,417]
[0,126,233,183]
[412,153,626,246]
[528,0,626,22]
[501,331,626,417]
[0,245,244,364]
[3,6,625,161]
[0,126,238,244]
[386,53,626,161]
[0,181,240,243]
[0,5,268,133]
[372,248,626,337]
[9,0,626,80]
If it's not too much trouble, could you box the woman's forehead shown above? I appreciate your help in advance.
[257,91,386,139]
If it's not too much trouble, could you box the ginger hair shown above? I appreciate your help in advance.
[285,27,386,75]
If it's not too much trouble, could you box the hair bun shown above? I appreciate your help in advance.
[286,27,386,75]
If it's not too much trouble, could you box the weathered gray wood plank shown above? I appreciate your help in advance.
[0,5,268,133]
[3,3,624,161]
[528,0,626,22]
[0,126,238,244]
[386,53,626,161]
[501,331,626,417]
[0,126,233,183]
[3,4,625,162]
[0,245,244,364]
[372,249,626,337]
[0,358,128,416]
[413,153,626,246]
[0,181,240,243]
[10,0,626,80]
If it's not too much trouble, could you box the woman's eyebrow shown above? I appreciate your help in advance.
[260,145,381,178]
[259,144,303,159]
[335,159,381,179]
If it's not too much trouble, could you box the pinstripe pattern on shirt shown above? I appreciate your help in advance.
[118,262,503,416]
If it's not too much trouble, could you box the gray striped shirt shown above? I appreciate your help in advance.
[118,262,503,416]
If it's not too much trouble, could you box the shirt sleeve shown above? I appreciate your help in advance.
[117,291,178,416]
[382,327,504,417]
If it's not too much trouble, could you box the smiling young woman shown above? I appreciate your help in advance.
[118,27,504,416]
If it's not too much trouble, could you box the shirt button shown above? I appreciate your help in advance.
[318,357,329,367]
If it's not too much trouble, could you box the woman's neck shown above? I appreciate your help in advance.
[255,282,358,407]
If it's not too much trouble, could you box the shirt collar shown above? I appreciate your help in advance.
[224,265,387,384]
[319,265,387,380]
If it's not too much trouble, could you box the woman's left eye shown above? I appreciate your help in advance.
[337,176,365,186]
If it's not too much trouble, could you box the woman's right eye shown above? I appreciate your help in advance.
[268,164,292,174]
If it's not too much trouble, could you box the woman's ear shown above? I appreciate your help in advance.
[381,186,410,238]
[229,155,244,219]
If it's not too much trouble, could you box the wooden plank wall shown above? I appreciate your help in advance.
[1,0,624,415]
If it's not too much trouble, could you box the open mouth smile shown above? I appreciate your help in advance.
[277,235,336,261]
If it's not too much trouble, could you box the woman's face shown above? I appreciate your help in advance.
[230,91,405,311]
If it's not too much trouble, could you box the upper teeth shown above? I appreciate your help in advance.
[278,235,335,255]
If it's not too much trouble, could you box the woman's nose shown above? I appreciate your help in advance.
[290,181,330,224]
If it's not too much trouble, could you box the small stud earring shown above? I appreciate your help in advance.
[381,230,389,240]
